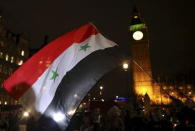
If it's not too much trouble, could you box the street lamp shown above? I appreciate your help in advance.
[122,62,129,71]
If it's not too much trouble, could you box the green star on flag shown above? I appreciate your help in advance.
[80,43,90,51]
[50,70,59,81]
[3,24,118,130]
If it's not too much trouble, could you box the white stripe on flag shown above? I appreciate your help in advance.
[21,33,117,114]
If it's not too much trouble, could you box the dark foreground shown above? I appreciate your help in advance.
[0,104,195,131]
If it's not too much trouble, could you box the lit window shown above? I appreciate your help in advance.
[21,50,25,56]
[163,87,167,90]
[134,15,138,19]
[11,56,14,63]
[187,85,192,89]
[18,60,23,65]
[179,86,183,90]
[5,54,9,61]
[169,86,174,90]
[23,111,29,117]
[0,52,3,58]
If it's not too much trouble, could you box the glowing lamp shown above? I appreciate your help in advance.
[53,112,65,122]
[122,63,129,71]
[23,111,29,117]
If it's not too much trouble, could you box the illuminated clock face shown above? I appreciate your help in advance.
[132,31,143,40]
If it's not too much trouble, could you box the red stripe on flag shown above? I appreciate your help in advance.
[3,24,99,99]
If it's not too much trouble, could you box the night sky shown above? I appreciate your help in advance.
[1,0,195,76]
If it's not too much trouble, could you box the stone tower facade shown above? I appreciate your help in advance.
[129,8,161,103]
[0,15,30,106]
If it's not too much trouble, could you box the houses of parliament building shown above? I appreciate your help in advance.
[0,14,30,106]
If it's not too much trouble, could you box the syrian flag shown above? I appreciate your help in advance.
[3,24,127,130]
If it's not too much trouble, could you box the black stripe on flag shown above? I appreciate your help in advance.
[36,46,129,131]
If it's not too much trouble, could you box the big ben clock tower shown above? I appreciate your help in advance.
[129,8,157,102]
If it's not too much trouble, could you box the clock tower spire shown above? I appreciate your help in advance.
[129,7,157,102]
[130,7,148,42]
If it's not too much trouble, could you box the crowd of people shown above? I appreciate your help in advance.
[67,104,195,131]
[0,110,21,131]
[0,104,195,131]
